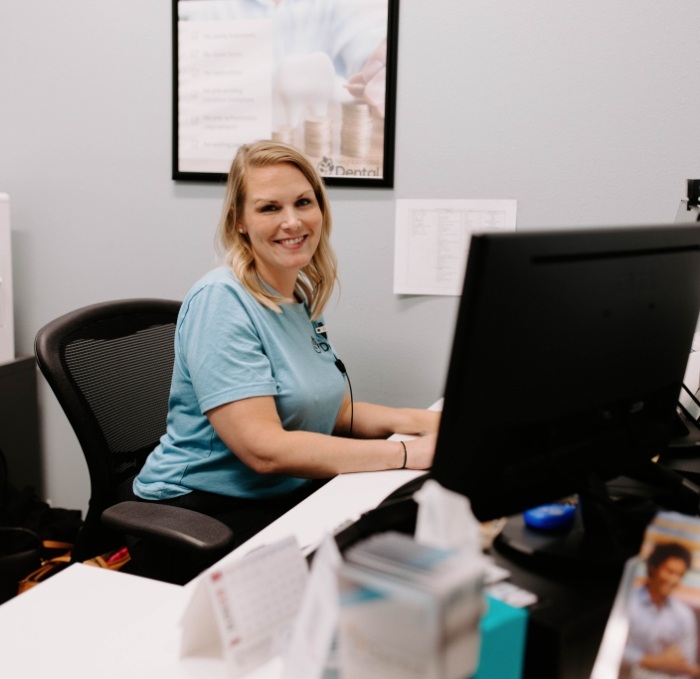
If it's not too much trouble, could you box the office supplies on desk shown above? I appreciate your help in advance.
[474,595,528,679]
[338,531,485,679]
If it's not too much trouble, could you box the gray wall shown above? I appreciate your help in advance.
[1,1,698,512]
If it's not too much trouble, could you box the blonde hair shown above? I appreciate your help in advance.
[216,140,338,319]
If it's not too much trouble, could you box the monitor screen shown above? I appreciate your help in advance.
[430,224,700,568]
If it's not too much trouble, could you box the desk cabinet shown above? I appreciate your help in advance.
[0,356,42,495]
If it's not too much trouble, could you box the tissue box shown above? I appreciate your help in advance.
[338,546,484,679]
[472,595,528,679]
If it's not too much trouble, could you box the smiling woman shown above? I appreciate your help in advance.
[131,140,439,583]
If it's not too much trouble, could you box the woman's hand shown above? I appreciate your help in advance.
[403,433,438,470]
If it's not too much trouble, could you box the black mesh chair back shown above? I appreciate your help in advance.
[34,299,181,561]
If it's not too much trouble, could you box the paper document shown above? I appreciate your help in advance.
[393,199,517,296]
[183,536,309,677]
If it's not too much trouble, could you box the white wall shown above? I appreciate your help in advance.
[1,1,698,512]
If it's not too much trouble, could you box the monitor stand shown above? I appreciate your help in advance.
[495,462,698,577]
[495,498,649,578]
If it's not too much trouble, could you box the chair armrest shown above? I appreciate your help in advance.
[101,501,235,556]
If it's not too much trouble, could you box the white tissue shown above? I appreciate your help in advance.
[413,479,482,554]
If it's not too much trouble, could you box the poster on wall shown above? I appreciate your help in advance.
[172,0,399,187]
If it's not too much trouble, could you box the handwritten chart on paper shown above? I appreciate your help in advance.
[393,199,517,296]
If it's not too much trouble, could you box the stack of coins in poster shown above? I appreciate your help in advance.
[304,117,332,158]
[340,102,373,159]
[272,127,294,145]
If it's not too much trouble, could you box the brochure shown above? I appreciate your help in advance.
[592,511,700,679]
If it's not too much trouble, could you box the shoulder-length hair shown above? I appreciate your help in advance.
[216,140,338,319]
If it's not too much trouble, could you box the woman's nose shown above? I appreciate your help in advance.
[280,208,301,229]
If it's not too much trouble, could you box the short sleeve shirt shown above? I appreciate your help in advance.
[623,583,698,676]
[133,268,346,500]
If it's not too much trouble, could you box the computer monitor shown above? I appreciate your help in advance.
[430,223,700,572]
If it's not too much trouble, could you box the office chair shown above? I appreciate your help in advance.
[34,298,235,583]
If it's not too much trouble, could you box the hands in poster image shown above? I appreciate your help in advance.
[345,38,386,118]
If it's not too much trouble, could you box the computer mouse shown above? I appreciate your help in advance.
[523,503,576,531]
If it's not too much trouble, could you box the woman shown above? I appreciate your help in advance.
[133,140,439,572]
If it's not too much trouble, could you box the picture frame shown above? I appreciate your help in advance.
[592,511,700,679]
[172,0,399,188]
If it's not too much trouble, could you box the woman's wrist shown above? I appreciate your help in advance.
[399,440,408,469]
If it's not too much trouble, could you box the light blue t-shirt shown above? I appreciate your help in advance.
[133,268,346,500]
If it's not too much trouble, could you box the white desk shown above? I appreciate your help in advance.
[227,468,425,560]
[0,467,425,678]
[0,564,182,677]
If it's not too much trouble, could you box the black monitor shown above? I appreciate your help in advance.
[430,224,700,572]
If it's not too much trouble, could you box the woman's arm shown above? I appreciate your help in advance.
[207,395,437,478]
[333,395,440,439]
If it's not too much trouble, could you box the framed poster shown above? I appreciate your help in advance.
[172,0,399,187]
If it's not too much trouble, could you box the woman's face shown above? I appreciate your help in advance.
[237,162,323,296]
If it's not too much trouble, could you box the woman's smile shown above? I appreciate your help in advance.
[276,234,307,247]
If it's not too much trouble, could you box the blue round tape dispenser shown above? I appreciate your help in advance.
[523,503,576,531]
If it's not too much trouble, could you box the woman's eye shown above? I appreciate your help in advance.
[260,204,278,212]
[296,198,311,207]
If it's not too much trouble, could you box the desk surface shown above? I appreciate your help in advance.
[0,460,615,679]
[0,564,182,677]
[0,468,426,678]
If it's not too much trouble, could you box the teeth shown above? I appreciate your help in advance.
[279,236,304,246]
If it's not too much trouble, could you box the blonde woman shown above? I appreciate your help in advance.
[133,141,438,561]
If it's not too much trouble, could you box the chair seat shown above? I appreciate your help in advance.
[102,501,234,555]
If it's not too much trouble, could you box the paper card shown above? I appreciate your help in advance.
[180,575,223,658]
[180,535,309,677]
[281,534,342,679]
